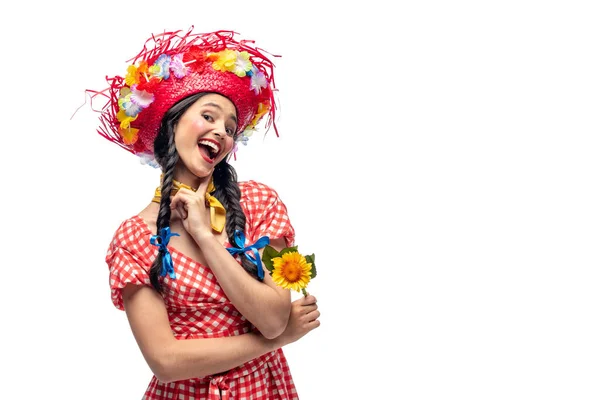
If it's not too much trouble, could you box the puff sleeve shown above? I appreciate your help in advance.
[240,180,296,247]
[105,218,155,310]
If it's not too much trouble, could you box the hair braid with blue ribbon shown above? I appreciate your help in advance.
[226,230,270,281]
[150,227,180,279]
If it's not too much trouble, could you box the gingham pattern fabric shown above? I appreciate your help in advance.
[105,180,298,400]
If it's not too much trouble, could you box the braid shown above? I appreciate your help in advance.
[213,160,260,279]
[149,92,205,292]
[148,92,261,290]
[148,139,178,292]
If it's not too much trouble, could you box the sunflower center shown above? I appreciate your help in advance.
[281,260,302,283]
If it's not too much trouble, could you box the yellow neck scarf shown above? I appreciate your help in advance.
[152,176,226,233]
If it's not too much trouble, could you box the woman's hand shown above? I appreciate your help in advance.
[275,295,320,347]
[170,178,212,239]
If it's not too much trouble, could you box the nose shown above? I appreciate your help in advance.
[212,121,230,140]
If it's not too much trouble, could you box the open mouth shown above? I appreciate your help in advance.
[198,139,221,163]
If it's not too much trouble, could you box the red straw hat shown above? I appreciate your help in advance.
[88,27,279,162]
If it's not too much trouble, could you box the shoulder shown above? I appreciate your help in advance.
[104,216,154,310]
[109,215,151,246]
[239,180,287,216]
[106,215,154,262]
[238,180,295,245]
[239,180,282,203]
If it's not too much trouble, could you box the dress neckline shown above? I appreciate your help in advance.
[130,215,232,268]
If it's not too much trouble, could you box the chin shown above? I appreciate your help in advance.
[191,167,214,178]
[195,161,221,176]
[189,154,228,177]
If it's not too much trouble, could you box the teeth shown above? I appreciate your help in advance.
[198,139,220,154]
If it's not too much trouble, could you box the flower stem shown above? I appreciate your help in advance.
[302,288,308,296]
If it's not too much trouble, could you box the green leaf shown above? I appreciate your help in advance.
[261,245,281,272]
[279,246,299,255]
[305,254,317,278]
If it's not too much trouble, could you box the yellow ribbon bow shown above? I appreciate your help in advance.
[205,179,226,233]
[153,176,226,233]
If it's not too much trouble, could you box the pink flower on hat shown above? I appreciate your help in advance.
[91,29,280,160]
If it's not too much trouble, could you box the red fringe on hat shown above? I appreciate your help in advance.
[88,27,280,157]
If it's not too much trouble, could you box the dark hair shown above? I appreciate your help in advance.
[149,92,260,292]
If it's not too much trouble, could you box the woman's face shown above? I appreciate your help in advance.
[173,93,237,185]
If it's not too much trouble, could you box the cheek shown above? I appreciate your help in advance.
[174,118,204,144]
[222,137,235,153]
[191,118,207,130]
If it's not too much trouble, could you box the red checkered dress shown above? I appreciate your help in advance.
[105,180,299,400]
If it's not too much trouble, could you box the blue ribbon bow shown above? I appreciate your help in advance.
[150,227,180,279]
[226,230,270,281]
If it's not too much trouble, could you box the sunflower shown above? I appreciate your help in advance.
[271,251,312,293]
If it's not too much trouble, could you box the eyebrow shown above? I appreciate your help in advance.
[203,102,238,125]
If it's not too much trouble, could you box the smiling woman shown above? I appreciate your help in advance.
[86,28,320,400]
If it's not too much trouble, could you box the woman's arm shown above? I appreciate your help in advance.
[193,233,291,339]
[123,283,319,383]
[170,184,292,339]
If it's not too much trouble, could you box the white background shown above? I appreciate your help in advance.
[2,1,600,399]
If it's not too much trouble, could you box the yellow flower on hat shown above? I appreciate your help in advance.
[116,109,137,130]
[211,49,252,77]
[125,61,149,86]
[119,126,139,145]
[90,30,279,162]
[211,49,237,71]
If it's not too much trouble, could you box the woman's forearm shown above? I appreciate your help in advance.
[122,284,318,385]
[155,331,280,383]
[192,234,290,338]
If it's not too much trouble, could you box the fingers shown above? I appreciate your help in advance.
[305,309,320,322]
[196,176,212,196]
[301,295,317,305]
[171,187,198,206]
[292,295,318,316]
[170,204,181,219]
[168,177,213,217]
[307,318,321,329]
[169,191,186,208]
[170,189,204,213]
[292,299,319,326]
[169,197,188,219]
[302,310,320,333]
[300,303,318,314]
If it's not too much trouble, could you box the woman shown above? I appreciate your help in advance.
[91,28,320,399]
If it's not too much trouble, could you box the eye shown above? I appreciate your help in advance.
[202,114,213,122]
[226,127,235,137]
